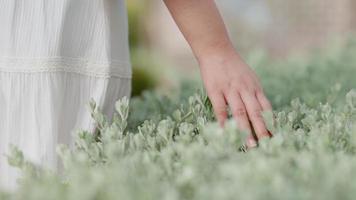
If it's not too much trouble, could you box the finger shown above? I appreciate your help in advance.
[246,134,258,149]
[240,91,270,139]
[225,92,252,133]
[256,90,272,111]
[208,91,228,127]
[256,90,274,136]
[226,92,257,146]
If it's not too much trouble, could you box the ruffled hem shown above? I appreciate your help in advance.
[0,71,131,190]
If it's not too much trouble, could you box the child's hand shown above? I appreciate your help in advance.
[163,0,272,147]
[199,51,272,147]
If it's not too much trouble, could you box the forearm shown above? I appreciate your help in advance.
[164,0,272,145]
[163,0,236,63]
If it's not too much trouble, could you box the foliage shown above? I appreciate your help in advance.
[128,1,160,96]
[130,49,159,97]
[2,40,356,200]
[251,38,356,107]
[126,0,148,48]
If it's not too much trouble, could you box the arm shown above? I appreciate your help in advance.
[163,0,272,146]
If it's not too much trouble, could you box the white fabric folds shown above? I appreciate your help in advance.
[0,72,131,190]
[0,0,132,190]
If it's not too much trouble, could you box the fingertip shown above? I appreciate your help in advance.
[217,116,227,127]
[246,135,257,148]
[256,127,271,139]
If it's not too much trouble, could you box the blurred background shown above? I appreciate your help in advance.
[126,0,356,96]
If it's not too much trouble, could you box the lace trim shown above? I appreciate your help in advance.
[0,57,132,78]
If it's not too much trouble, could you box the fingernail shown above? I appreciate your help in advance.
[247,138,257,148]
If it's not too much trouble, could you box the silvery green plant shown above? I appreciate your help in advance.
[4,88,356,200]
[3,39,356,200]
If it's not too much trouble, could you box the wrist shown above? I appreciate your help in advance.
[196,42,242,67]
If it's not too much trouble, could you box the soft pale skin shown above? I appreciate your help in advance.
[163,0,272,146]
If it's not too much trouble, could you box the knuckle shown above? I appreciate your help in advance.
[265,102,273,109]
[233,107,247,117]
[231,80,244,90]
[207,89,219,98]
[215,107,227,116]
[217,111,227,117]
[216,112,227,120]
[242,85,256,94]
[231,80,247,91]
[250,109,263,119]
[255,87,263,94]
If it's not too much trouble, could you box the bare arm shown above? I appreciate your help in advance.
[163,0,234,62]
[163,0,273,146]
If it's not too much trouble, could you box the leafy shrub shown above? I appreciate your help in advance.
[2,39,356,200]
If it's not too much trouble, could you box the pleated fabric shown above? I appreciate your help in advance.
[0,72,131,190]
[0,0,132,190]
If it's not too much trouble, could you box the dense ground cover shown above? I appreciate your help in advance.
[2,39,356,200]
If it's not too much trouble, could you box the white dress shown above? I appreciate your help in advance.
[0,0,132,190]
